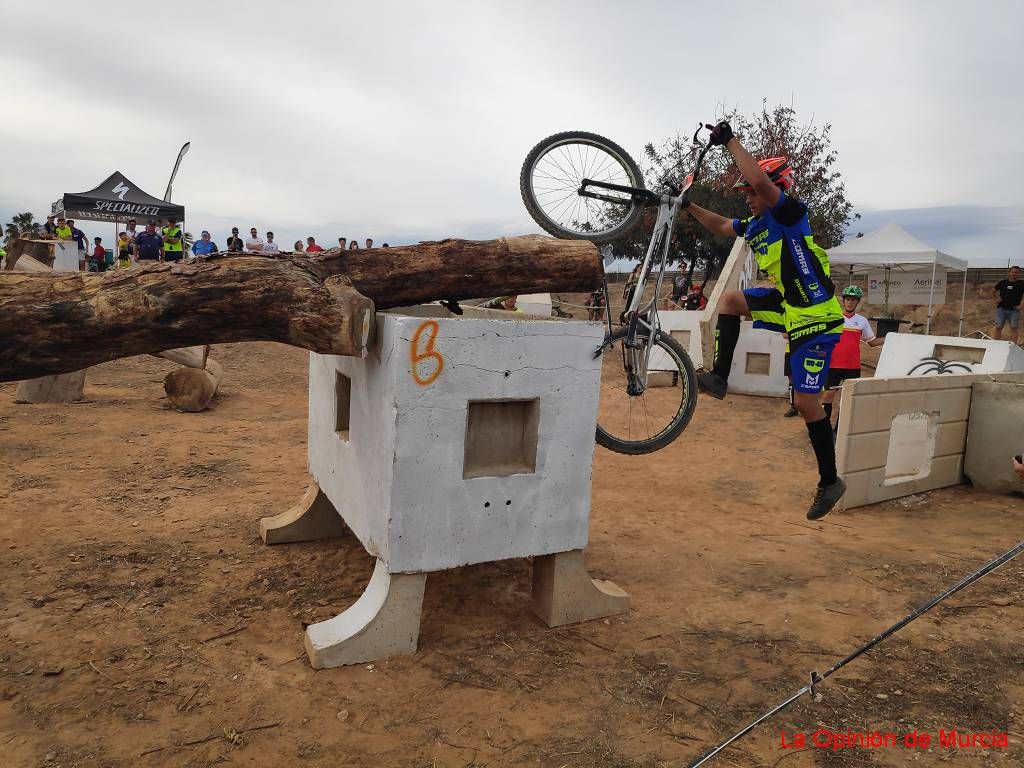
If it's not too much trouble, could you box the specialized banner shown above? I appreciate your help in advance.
[868,269,947,304]
[59,171,185,224]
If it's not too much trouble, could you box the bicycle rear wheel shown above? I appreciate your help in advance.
[520,131,645,243]
[595,325,697,455]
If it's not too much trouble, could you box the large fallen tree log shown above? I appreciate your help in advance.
[0,235,600,382]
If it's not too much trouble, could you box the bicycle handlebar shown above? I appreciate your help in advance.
[677,122,714,205]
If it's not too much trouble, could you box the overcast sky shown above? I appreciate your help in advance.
[3,0,1021,264]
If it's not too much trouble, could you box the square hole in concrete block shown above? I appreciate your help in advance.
[463,399,539,479]
[745,352,771,376]
[931,343,985,365]
[670,329,691,349]
[335,371,352,441]
[883,412,937,486]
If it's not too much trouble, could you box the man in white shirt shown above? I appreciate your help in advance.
[245,227,264,252]
[262,231,280,253]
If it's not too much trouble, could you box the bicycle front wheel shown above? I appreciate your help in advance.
[520,131,645,243]
[595,325,697,455]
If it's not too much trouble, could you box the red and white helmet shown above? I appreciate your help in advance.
[733,157,794,191]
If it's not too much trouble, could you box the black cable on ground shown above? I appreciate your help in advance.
[686,538,1024,768]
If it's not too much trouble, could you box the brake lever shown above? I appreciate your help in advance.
[691,121,707,147]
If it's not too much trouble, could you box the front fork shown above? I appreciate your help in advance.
[593,287,657,397]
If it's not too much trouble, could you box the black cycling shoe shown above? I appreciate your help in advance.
[783,405,799,417]
[697,372,728,400]
[807,478,846,521]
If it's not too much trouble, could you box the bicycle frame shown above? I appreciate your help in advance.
[588,127,714,394]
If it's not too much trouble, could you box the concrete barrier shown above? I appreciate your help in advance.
[260,306,629,666]
[836,370,1024,510]
[875,332,1024,378]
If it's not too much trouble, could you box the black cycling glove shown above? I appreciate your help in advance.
[706,121,735,147]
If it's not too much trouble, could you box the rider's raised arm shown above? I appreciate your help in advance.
[726,138,782,208]
[686,203,738,238]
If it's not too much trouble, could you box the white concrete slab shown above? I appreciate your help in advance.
[517,293,553,317]
[652,310,704,370]
[52,241,80,272]
[308,306,605,574]
[875,333,1024,378]
[727,322,789,397]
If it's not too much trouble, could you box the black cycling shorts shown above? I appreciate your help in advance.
[827,367,860,389]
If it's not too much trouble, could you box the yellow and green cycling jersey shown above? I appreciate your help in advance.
[734,191,842,335]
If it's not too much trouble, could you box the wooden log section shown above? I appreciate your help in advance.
[14,370,86,403]
[164,358,223,412]
[0,235,600,382]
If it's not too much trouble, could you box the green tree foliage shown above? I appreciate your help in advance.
[606,103,859,278]
[4,212,38,244]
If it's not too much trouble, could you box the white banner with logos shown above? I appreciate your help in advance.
[867,269,947,304]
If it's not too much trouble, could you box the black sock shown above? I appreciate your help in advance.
[806,417,838,486]
[712,314,741,381]
[823,402,833,423]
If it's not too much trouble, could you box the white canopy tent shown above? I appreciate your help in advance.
[828,222,969,335]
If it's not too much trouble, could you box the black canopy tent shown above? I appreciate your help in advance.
[57,171,184,224]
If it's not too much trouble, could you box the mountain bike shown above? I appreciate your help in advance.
[520,124,713,454]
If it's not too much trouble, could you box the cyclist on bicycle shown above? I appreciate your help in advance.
[823,285,884,430]
[684,121,846,520]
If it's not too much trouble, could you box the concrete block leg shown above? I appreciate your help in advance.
[259,481,348,544]
[304,559,427,668]
[531,549,629,628]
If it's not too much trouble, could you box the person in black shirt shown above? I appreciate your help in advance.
[226,227,245,252]
[992,265,1023,343]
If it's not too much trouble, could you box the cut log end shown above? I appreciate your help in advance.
[163,359,223,412]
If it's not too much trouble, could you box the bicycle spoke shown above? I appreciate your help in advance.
[598,333,688,451]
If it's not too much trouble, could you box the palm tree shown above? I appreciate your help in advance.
[4,212,38,244]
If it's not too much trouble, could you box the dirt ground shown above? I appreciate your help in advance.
[2,328,1023,767]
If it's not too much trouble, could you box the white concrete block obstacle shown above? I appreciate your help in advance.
[874,332,1024,378]
[259,306,629,668]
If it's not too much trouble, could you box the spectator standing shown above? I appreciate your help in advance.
[365,238,374,249]
[586,289,606,321]
[381,243,389,248]
[992,265,1023,343]
[338,237,347,250]
[116,232,132,267]
[67,220,88,267]
[245,227,264,252]
[43,215,56,235]
[134,222,163,262]
[293,240,304,253]
[124,219,140,243]
[263,231,280,253]
[54,217,72,240]
[89,237,106,272]
[305,237,324,253]
[192,230,218,257]
[162,218,184,262]
[348,240,359,250]
[821,285,884,430]
[620,264,642,323]
[669,273,688,308]
[226,227,245,252]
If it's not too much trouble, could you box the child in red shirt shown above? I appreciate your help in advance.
[90,237,107,272]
